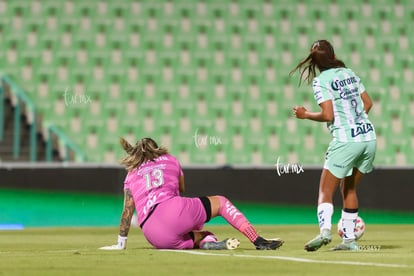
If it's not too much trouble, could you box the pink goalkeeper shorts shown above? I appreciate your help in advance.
[141,196,209,249]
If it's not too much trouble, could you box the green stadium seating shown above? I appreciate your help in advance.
[1,0,412,165]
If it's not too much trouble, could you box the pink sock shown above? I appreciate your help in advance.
[217,196,259,243]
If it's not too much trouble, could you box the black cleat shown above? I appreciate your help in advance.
[254,236,284,250]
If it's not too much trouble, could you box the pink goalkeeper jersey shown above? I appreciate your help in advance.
[124,154,183,226]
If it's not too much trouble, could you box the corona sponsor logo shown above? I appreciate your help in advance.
[331,77,357,91]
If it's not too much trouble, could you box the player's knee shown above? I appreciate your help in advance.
[208,195,228,217]
[216,195,228,207]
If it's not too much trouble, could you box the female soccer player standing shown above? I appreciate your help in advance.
[100,137,283,250]
[290,40,376,251]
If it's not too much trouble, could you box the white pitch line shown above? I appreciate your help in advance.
[44,250,82,253]
[161,250,411,269]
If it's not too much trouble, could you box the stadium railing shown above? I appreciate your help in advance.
[1,75,38,161]
[1,75,86,162]
[45,124,86,162]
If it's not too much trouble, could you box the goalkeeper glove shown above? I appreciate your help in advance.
[99,235,127,250]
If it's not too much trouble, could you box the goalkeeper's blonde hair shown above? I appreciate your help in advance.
[119,137,169,171]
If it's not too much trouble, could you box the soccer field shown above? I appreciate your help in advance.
[1,225,413,276]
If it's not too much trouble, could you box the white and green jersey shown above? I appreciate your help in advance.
[313,68,376,142]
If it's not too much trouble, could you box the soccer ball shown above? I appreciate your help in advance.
[337,216,365,240]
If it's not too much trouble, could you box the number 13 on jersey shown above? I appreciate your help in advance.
[144,169,164,190]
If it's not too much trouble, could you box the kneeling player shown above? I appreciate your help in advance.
[100,137,284,251]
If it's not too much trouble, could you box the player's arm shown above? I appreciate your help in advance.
[360,91,373,114]
[99,189,135,250]
[119,188,135,237]
[293,100,334,122]
[179,175,185,194]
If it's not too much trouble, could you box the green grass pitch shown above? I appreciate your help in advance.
[1,225,413,276]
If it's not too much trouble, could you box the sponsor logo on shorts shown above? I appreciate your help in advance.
[333,163,345,168]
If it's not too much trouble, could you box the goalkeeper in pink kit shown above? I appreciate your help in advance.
[100,137,283,250]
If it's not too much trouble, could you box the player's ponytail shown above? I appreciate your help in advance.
[119,137,169,171]
[290,39,346,86]
[119,137,134,154]
[289,51,317,86]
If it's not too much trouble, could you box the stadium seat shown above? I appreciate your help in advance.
[2,0,412,165]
